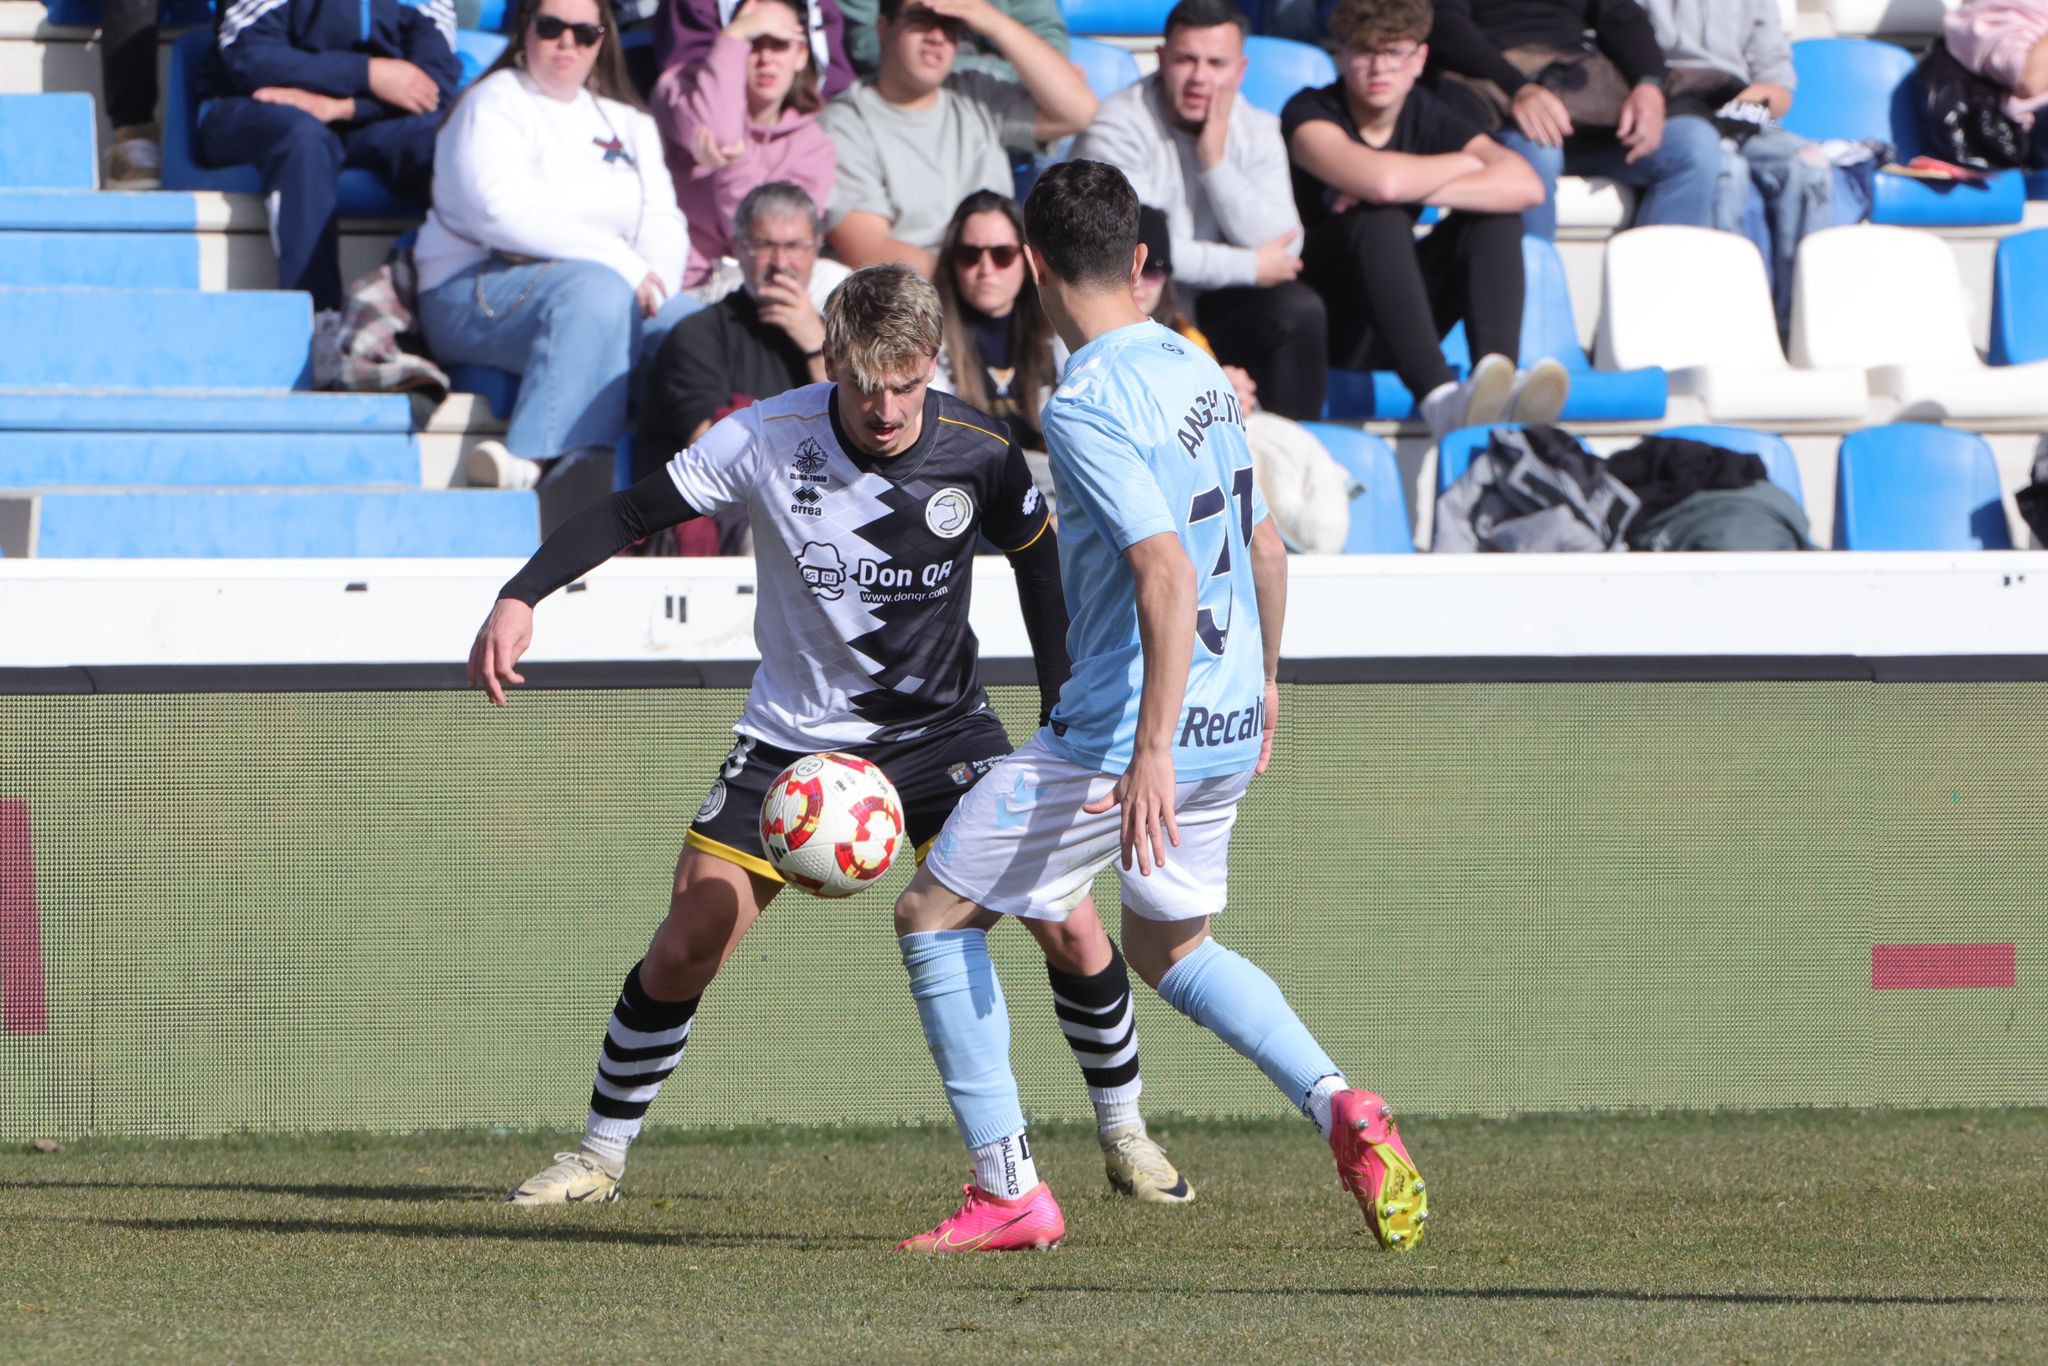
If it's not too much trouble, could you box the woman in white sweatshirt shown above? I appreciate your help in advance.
[416,0,693,490]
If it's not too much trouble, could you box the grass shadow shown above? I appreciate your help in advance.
[1032,1283,2018,1308]
[95,1214,875,1250]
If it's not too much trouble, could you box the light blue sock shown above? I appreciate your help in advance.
[1156,937,1342,1114]
[899,929,1027,1150]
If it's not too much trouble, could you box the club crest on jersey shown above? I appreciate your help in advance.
[925,487,975,538]
[792,438,828,476]
[798,541,846,600]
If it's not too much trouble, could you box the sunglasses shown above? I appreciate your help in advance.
[952,242,1021,269]
[532,14,604,46]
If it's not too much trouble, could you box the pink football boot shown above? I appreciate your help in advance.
[1330,1089,1428,1251]
[896,1183,1066,1253]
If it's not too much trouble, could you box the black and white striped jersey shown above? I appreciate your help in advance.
[666,381,1051,750]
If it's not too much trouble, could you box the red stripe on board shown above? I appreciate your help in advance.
[0,799,47,1034]
[1872,943,2016,990]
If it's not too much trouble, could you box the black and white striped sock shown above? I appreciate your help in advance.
[1047,942,1144,1135]
[580,961,698,1173]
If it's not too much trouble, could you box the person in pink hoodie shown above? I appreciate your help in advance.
[653,0,839,290]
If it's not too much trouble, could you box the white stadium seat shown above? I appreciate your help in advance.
[1789,223,2048,420]
[1593,225,1869,421]
[1555,176,1635,231]
[1826,0,1957,38]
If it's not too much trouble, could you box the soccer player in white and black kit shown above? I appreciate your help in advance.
[468,264,1194,1208]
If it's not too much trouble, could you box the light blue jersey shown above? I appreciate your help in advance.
[1039,320,1270,780]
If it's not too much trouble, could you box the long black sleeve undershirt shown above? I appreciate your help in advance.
[1005,527,1071,726]
[498,469,702,606]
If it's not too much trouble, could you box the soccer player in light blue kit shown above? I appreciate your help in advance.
[891,159,1428,1254]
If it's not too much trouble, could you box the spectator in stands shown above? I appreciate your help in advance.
[194,0,456,326]
[840,0,1067,80]
[1426,0,1719,239]
[1641,0,1832,332]
[1131,204,1261,413]
[642,181,830,474]
[656,0,855,101]
[931,191,1058,450]
[653,0,837,296]
[100,0,161,188]
[1943,1,2048,129]
[415,0,691,491]
[1287,0,1565,441]
[1072,0,1328,421]
[820,0,1097,272]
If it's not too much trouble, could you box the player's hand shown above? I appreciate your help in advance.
[468,597,533,706]
[1254,678,1279,775]
[635,270,668,319]
[253,86,356,122]
[1616,83,1666,164]
[1511,82,1572,147]
[918,0,1002,38]
[722,0,805,43]
[368,56,441,114]
[755,273,825,353]
[689,124,746,169]
[1083,749,1179,876]
[1194,78,1235,171]
[1253,229,1302,287]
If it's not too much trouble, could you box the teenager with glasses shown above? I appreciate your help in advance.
[1284,0,1568,445]
[1072,0,1328,422]
[820,0,1096,274]
[654,0,839,295]
[932,192,1058,467]
[415,0,696,494]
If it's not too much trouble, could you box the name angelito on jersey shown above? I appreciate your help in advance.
[1176,387,1245,461]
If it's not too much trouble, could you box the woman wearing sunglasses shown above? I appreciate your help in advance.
[415,0,694,491]
[931,191,1057,456]
[653,0,837,296]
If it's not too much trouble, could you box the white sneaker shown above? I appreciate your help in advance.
[464,439,543,491]
[1418,352,1516,446]
[507,1150,621,1206]
[1099,1122,1195,1204]
[103,124,161,190]
[1505,357,1572,428]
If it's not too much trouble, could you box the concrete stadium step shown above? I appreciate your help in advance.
[0,433,422,487]
[0,286,312,388]
[0,488,539,557]
[0,91,92,188]
[0,226,195,286]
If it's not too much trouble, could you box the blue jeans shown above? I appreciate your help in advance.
[1498,114,1721,240]
[418,256,699,461]
[1717,128,1836,332]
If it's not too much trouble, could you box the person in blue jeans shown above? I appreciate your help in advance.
[195,0,458,312]
[1425,0,1718,239]
[415,0,697,491]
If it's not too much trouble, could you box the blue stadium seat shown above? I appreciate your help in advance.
[0,93,96,190]
[39,0,211,28]
[26,490,539,557]
[161,30,425,215]
[448,364,521,419]
[1781,38,2025,227]
[454,29,510,84]
[1834,424,2012,550]
[1299,422,1412,553]
[1659,424,1805,508]
[1436,423,1593,493]
[1059,0,1174,36]
[0,287,313,388]
[1070,37,1141,100]
[475,0,511,30]
[1238,36,1334,116]
[1989,227,2048,366]
[2028,167,2048,201]
[1325,237,1665,422]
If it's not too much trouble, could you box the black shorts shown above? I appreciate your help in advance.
[684,708,1015,882]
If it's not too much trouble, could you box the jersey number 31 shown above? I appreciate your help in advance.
[1187,465,1255,656]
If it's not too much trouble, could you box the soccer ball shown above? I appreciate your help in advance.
[758,752,906,897]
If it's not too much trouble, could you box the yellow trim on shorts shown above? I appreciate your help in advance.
[914,833,939,866]
[937,414,1008,446]
[994,513,1052,555]
[684,828,784,882]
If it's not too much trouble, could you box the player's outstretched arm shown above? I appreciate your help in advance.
[467,469,705,705]
[1005,528,1071,726]
[1247,515,1287,776]
[1083,530,1195,875]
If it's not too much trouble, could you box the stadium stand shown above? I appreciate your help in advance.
[1834,422,2013,548]
[1058,0,1172,36]
[1299,422,1412,553]
[1660,424,1808,508]
[1790,222,2048,420]
[1069,33,1140,97]
[1989,226,2048,365]
[1781,36,2026,226]
[1594,225,1869,422]
[1236,33,1333,115]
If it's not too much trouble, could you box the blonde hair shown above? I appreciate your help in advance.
[823,264,944,391]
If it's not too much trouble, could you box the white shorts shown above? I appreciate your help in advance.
[924,733,1254,922]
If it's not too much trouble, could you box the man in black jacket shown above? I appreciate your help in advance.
[641,182,833,479]
[1427,0,1718,238]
